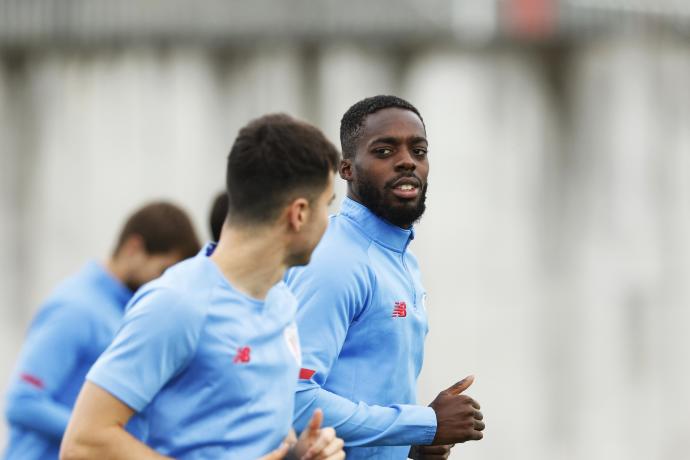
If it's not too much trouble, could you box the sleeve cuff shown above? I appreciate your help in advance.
[413,406,438,445]
[388,404,438,446]
[86,373,149,413]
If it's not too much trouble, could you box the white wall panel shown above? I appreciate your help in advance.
[1,37,689,459]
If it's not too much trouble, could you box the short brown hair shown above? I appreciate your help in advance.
[226,114,340,224]
[113,201,200,259]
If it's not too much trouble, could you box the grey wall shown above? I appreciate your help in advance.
[1,35,689,459]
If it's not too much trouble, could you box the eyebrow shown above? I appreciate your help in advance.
[368,135,428,147]
[369,136,400,146]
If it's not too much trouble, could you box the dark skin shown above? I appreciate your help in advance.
[340,107,429,228]
[341,108,485,457]
[427,376,484,444]
[408,444,453,460]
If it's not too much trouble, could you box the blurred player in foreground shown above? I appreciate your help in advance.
[287,95,485,459]
[3,202,201,460]
[60,114,344,460]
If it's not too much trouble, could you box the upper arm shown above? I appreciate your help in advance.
[61,382,171,460]
[85,288,204,412]
[67,381,135,439]
[287,249,372,387]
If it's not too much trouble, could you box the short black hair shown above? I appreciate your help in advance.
[209,191,229,241]
[340,95,424,159]
[226,113,340,225]
[114,201,200,259]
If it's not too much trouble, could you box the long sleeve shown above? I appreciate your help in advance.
[5,304,91,440]
[294,386,437,447]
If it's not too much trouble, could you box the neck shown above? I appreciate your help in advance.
[210,223,287,300]
[105,254,128,284]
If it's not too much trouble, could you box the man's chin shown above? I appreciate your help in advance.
[384,194,420,209]
[287,252,313,268]
[125,281,142,292]
[380,202,426,228]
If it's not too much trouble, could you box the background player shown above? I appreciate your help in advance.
[287,96,485,459]
[209,191,229,242]
[60,114,345,460]
[3,202,201,460]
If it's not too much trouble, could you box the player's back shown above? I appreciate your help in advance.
[87,245,301,459]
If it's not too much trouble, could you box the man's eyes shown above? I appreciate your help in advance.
[374,148,393,156]
[372,147,427,157]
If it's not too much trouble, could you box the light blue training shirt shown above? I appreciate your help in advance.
[87,244,301,459]
[286,197,438,460]
[4,261,133,460]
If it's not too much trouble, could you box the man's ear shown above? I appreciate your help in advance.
[286,198,310,232]
[339,159,353,182]
[119,234,145,256]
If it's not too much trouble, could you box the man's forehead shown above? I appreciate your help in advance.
[360,107,426,140]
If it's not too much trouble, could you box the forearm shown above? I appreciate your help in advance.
[5,393,71,440]
[60,425,170,460]
[294,386,437,447]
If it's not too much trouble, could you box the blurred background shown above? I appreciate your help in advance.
[1,0,689,458]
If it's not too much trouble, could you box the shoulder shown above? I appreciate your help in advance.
[127,287,205,329]
[133,257,211,309]
[323,213,373,253]
[124,264,211,337]
[288,216,375,290]
[29,280,104,331]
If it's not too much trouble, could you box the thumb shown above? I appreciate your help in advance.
[305,408,323,436]
[445,375,474,395]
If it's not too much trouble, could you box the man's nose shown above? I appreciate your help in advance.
[395,149,417,171]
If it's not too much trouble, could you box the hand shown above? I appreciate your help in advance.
[429,375,485,445]
[291,409,345,460]
[409,443,453,459]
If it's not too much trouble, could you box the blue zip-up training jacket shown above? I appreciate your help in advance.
[286,197,437,460]
[3,262,133,460]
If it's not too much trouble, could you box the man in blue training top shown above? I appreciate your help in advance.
[61,114,345,460]
[287,95,486,459]
[4,202,201,460]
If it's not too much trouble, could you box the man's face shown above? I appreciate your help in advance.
[124,251,182,292]
[288,172,336,267]
[344,107,429,228]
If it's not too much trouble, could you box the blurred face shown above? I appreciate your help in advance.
[123,251,182,292]
[287,172,335,267]
[343,107,429,228]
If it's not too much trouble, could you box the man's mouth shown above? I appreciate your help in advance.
[390,178,421,200]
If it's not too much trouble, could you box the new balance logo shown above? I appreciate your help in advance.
[20,373,44,390]
[392,301,407,318]
[233,346,251,363]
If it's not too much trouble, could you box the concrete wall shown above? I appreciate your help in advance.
[1,36,689,459]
